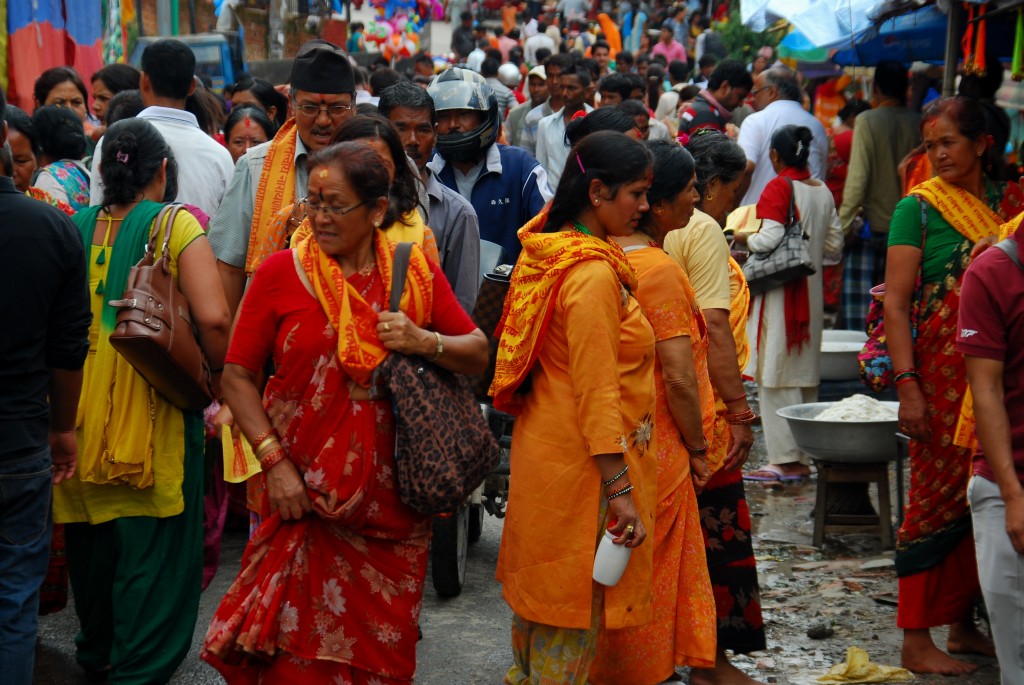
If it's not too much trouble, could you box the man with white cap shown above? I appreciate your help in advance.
[505,65,548,148]
[208,39,357,313]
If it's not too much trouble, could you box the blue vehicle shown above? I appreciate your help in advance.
[130,32,246,95]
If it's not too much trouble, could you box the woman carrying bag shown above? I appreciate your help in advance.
[735,125,843,483]
[54,118,230,683]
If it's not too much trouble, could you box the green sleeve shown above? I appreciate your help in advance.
[887,195,924,248]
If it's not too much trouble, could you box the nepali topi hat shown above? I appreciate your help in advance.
[289,40,354,94]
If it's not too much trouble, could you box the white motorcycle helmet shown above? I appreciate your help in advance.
[497,63,521,89]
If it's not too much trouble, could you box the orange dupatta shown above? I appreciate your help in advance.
[490,209,639,414]
[293,230,433,387]
[246,119,299,275]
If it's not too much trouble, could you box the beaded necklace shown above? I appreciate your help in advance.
[571,220,593,236]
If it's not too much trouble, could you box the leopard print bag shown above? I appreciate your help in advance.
[375,243,502,514]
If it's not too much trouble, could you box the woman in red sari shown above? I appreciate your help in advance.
[202,142,488,684]
[885,97,999,675]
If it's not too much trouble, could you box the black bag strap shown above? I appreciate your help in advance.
[994,236,1024,272]
[390,242,414,313]
[785,177,797,226]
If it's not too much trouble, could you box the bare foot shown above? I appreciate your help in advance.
[689,653,765,685]
[902,629,978,675]
[947,621,997,658]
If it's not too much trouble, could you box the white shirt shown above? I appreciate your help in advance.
[91,106,235,219]
[737,99,829,206]
[524,33,556,66]
[536,104,593,192]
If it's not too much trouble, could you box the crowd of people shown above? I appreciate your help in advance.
[3,1,1024,684]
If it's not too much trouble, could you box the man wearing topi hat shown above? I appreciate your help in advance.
[208,40,357,313]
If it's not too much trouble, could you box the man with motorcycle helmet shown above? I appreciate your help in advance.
[426,68,551,263]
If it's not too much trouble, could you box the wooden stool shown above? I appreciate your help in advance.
[812,460,894,550]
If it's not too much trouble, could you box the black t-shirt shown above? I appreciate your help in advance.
[0,176,91,459]
[680,94,727,135]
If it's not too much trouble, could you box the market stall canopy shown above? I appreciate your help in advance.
[739,0,922,47]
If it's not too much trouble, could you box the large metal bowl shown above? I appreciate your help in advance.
[776,401,900,463]
[820,330,868,381]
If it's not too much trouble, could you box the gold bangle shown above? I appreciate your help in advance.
[255,438,281,460]
[431,331,443,361]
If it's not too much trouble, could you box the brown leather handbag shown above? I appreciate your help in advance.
[108,204,213,411]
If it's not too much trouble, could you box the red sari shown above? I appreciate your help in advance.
[203,238,475,683]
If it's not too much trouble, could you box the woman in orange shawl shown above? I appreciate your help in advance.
[202,142,488,684]
[492,131,656,684]
[885,97,998,676]
[590,140,717,684]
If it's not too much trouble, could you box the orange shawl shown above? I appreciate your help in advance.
[490,209,639,413]
[246,119,299,275]
[293,230,433,387]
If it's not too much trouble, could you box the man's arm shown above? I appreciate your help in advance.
[838,119,872,235]
[208,156,256,315]
[48,368,83,483]
[966,355,1024,554]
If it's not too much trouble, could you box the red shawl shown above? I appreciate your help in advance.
[756,167,812,353]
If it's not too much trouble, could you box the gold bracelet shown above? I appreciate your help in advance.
[431,331,443,361]
[255,438,282,460]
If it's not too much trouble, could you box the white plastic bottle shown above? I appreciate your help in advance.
[592,528,632,586]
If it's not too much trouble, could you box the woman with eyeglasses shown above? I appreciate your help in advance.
[203,141,487,684]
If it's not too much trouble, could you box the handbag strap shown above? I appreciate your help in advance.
[390,242,415,313]
[785,177,797,226]
[149,204,185,260]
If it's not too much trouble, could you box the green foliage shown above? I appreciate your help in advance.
[716,0,782,64]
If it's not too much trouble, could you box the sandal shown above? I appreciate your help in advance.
[743,463,810,482]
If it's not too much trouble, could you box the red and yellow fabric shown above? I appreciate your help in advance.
[589,246,716,685]
[203,233,475,683]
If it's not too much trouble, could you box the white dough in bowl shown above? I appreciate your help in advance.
[815,394,898,422]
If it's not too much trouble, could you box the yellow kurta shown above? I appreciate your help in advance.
[496,259,657,631]
[54,212,205,524]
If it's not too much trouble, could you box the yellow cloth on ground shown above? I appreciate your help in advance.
[54,211,205,524]
[817,647,913,684]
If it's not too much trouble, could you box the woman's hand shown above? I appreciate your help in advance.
[690,456,711,494]
[723,423,755,471]
[606,492,647,547]
[897,382,931,442]
[378,311,432,356]
[214,402,238,438]
[265,459,313,521]
[731,231,748,245]
[970,235,997,262]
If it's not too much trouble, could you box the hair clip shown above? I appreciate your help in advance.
[571,109,588,122]
[576,152,586,174]
[116,151,130,164]
[795,141,804,157]
[676,132,690,146]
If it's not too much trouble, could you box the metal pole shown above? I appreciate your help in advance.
[188,0,197,33]
[157,0,171,35]
[942,2,962,96]
[171,0,180,35]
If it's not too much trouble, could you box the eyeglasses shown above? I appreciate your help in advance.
[49,98,85,109]
[300,197,366,218]
[295,102,354,119]
[750,86,772,97]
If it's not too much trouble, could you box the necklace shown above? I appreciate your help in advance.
[571,221,593,236]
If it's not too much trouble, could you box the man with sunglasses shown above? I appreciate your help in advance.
[208,40,356,313]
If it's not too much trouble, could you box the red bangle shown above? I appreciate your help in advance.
[894,367,917,376]
[722,392,748,404]
[252,427,278,451]
[259,448,287,470]
[895,375,920,387]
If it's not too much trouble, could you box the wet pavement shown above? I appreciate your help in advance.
[34,387,1003,684]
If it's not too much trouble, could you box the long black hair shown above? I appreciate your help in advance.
[770,125,813,170]
[332,114,423,226]
[230,76,289,128]
[564,108,638,147]
[544,130,653,232]
[639,140,695,236]
[31,106,87,162]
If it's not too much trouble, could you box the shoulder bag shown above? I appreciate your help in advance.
[469,263,513,401]
[857,197,928,392]
[108,204,213,411]
[376,243,502,514]
[741,178,816,295]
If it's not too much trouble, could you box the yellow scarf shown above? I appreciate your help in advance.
[293,230,433,387]
[727,256,751,379]
[246,118,299,275]
[490,209,639,413]
[909,177,1002,243]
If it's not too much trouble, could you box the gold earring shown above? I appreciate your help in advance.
[705,194,715,202]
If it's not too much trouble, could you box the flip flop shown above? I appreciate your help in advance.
[743,464,809,482]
